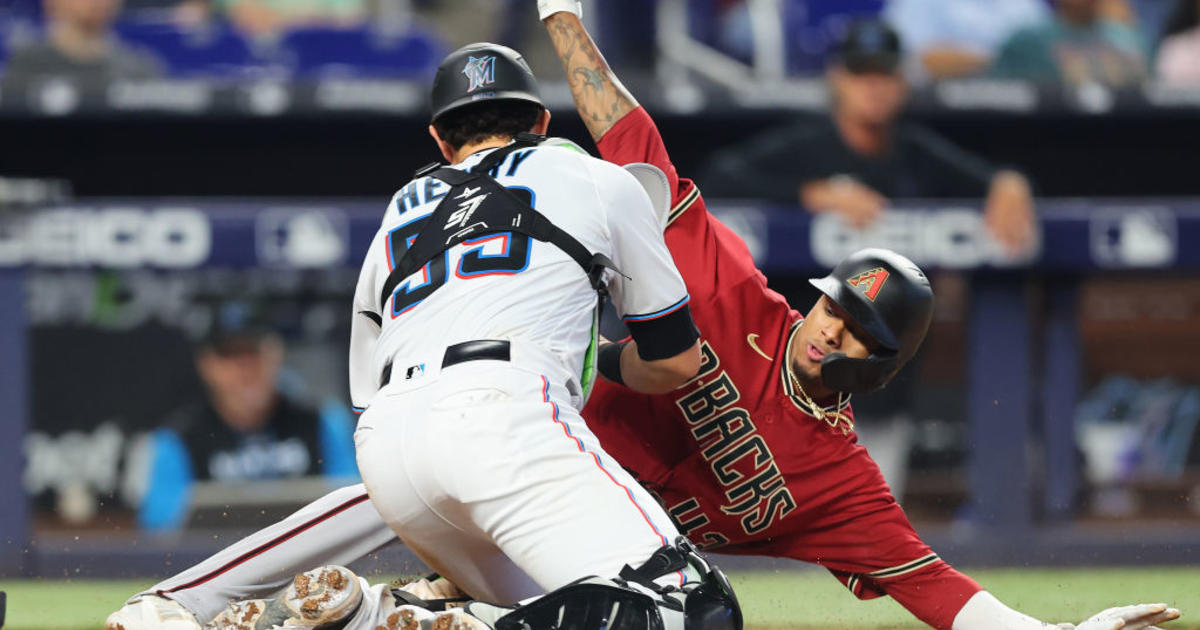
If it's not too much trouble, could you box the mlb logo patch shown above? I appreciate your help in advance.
[405,363,426,380]
[462,56,496,92]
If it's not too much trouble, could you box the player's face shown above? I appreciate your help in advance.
[830,67,908,128]
[196,337,284,431]
[1058,0,1100,21]
[792,296,878,392]
[50,0,123,32]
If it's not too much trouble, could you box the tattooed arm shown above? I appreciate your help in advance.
[542,10,694,213]
[543,13,638,142]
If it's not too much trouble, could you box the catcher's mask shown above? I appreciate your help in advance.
[429,42,544,122]
[808,248,933,394]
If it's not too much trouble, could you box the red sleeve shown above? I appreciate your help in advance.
[874,564,981,630]
[596,107,694,211]
[597,108,760,304]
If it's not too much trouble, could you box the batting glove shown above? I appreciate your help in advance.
[1065,603,1181,630]
[538,0,581,20]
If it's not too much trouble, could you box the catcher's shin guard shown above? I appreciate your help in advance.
[482,537,742,630]
[491,577,664,630]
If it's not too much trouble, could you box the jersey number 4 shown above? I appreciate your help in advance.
[385,187,535,318]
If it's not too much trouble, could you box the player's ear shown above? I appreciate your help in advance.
[429,124,456,163]
[532,108,551,135]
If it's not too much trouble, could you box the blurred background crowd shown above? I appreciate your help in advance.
[0,0,1198,86]
[1,0,1199,578]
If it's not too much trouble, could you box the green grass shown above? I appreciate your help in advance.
[1,578,152,630]
[732,567,1200,628]
[2,567,1199,630]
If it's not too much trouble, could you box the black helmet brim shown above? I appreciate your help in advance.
[431,90,546,122]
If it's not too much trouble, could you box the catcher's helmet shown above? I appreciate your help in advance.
[808,248,933,394]
[430,42,544,122]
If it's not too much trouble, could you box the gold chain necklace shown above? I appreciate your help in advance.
[787,368,855,435]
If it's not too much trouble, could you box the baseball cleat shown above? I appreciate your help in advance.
[284,565,363,627]
[376,606,433,630]
[396,576,467,603]
[206,565,363,630]
[105,594,202,630]
[431,608,493,630]
[205,598,274,630]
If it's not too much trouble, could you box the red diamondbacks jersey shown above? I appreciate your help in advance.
[582,109,969,613]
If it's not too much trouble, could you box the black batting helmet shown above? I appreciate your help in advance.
[808,248,934,394]
[430,42,544,122]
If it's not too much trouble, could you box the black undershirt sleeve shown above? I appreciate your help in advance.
[623,301,700,361]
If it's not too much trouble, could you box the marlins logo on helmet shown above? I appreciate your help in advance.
[462,56,497,92]
[429,43,543,121]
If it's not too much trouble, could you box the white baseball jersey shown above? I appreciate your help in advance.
[348,139,690,412]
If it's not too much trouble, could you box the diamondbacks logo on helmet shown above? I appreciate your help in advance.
[847,267,890,302]
[462,56,496,92]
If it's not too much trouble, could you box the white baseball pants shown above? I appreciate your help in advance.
[355,359,691,605]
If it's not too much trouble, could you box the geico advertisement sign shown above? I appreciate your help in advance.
[0,207,211,267]
[810,208,1039,269]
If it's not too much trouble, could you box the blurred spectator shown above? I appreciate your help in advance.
[123,0,214,29]
[883,0,1049,81]
[215,0,369,39]
[123,0,192,9]
[700,19,1036,255]
[1,0,162,89]
[990,0,1148,88]
[1128,0,1180,54]
[1100,0,1139,24]
[1156,0,1200,85]
[137,303,356,530]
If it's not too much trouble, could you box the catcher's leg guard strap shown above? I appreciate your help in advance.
[620,538,743,630]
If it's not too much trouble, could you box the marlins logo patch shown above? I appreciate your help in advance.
[462,56,496,92]
[847,267,890,302]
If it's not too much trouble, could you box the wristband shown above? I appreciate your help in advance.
[597,341,628,386]
[538,0,582,21]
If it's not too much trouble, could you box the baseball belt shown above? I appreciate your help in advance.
[381,339,511,386]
